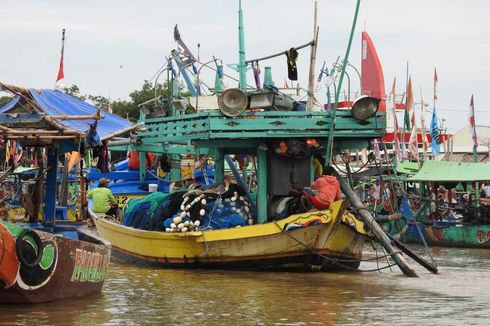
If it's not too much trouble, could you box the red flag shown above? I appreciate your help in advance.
[404,77,413,130]
[56,53,64,83]
[469,95,477,147]
[408,103,419,161]
[55,29,66,88]
[433,68,438,101]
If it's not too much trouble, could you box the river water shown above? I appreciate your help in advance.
[0,246,488,325]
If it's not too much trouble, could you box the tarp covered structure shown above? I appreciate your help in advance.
[408,160,490,182]
[396,161,419,175]
[0,87,133,140]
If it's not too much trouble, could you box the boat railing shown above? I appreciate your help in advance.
[138,110,386,144]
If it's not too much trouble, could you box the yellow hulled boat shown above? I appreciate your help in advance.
[91,200,367,271]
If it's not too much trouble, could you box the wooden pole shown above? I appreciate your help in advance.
[306,1,319,111]
[245,41,313,64]
[333,169,418,277]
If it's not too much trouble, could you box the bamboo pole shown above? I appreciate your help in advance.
[333,169,418,277]
[306,1,319,110]
[5,135,78,140]
[47,114,104,121]
[0,129,78,135]
[101,122,142,141]
[245,41,313,64]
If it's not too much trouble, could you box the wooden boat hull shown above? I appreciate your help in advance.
[385,221,490,249]
[0,222,111,304]
[93,201,367,271]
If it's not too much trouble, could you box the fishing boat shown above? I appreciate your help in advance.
[88,1,428,277]
[92,199,367,270]
[0,83,135,303]
[384,160,490,249]
[0,220,110,303]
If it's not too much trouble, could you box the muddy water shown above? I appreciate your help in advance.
[0,246,488,325]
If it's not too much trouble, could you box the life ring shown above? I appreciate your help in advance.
[15,229,44,268]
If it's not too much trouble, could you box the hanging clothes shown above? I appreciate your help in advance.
[96,140,109,173]
[252,61,262,90]
[285,48,299,81]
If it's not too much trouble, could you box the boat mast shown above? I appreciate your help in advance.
[325,0,361,163]
[306,1,319,110]
[238,0,247,91]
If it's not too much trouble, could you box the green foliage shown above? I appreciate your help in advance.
[0,95,13,107]
[62,80,186,122]
[64,84,87,101]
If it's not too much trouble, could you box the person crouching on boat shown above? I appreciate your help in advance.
[303,166,342,210]
[86,178,118,217]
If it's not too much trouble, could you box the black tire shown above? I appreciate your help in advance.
[16,229,44,268]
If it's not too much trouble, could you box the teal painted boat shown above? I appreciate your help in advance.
[383,161,490,249]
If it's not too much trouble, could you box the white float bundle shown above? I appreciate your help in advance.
[164,184,255,233]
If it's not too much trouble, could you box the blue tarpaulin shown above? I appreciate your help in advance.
[0,89,133,139]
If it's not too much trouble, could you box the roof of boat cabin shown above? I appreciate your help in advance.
[407,160,490,182]
[0,89,133,139]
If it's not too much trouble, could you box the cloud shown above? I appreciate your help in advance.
[1,0,489,131]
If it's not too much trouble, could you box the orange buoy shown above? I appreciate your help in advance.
[0,224,20,289]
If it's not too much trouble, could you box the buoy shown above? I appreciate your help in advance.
[244,206,250,213]
[194,220,201,227]
[248,218,253,225]
[239,196,244,201]
[180,205,185,211]
[186,211,191,217]
[199,209,205,216]
[173,216,183,224]
[165,228,171,232]
[184,221,190,227]
[177,223,184,229]
[186,205,191,210]
[171,223,176,229]
[201,199,207,205]
[236,209,241,214]
[181,227,188,233]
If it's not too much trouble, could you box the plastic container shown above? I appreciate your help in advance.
[148,183,158,192]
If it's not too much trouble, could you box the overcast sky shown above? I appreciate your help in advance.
[1,0,489,133]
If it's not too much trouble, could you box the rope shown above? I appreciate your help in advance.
[370,154,437,267]
[272,220,400,272]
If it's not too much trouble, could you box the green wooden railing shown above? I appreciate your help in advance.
[138,110,386,144]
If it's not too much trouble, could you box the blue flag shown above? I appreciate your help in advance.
[430,107,440,154]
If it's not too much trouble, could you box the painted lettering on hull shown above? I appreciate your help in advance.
[71,249,110,282]
[476,230,490,244]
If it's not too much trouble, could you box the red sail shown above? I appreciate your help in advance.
[361,31,386,112]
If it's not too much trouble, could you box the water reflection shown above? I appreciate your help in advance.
[1,246,488,325]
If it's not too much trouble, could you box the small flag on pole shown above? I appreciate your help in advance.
[55,29,66,89]
[404,77,413,130]
[408,104,419,161]
[108,98,113,113]
[174,25,197,70]
[433,68,438,101]
[430,107,440,155]
[469,95,477,147]
[430,69,440,155]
